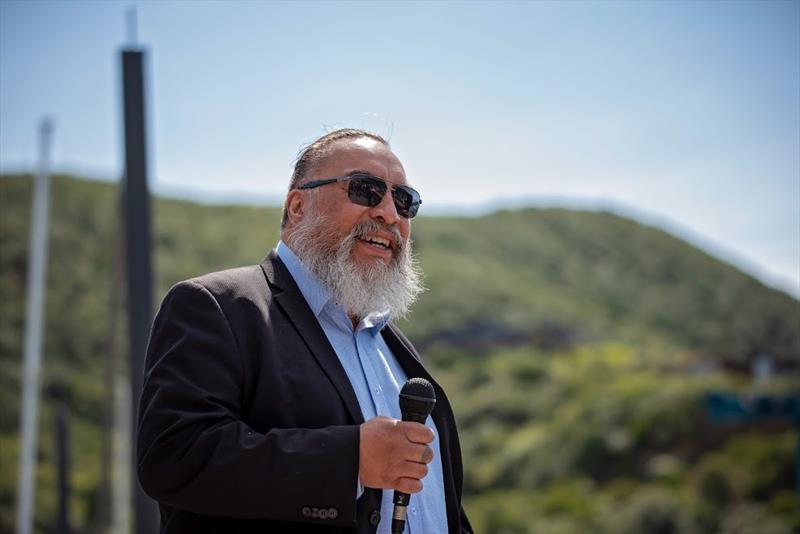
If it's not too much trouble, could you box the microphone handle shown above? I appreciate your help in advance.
[391,411,428,533]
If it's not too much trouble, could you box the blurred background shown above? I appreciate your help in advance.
[1,1,798,533]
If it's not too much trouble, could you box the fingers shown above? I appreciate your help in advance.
[400,421,434,444]
[393,476,423,495]
[419,445,434,464]
[359,417,436,492]
[403,442,434,465]
[403,459,429,479]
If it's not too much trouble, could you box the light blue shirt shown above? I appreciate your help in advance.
[276,241,449,534]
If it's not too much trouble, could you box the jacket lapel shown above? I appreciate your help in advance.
[381,322,453,449]
[382,323,464,532]
[260,251,364,425]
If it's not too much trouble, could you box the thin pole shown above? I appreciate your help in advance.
[96,205,124,532]
[121,47,159,533]
[126,7,138,46]
[16,118,54,534]
[112,372,132,533]
[55,403,71,534]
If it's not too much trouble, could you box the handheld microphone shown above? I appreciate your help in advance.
[391,378,436,534]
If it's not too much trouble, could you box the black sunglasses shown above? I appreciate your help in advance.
[298,172,422,219]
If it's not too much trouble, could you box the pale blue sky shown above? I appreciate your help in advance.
[1,0,798,297]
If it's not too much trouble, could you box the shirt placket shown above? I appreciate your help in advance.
[355,327,392,417]
[326,305,378,419]
[406,422,439,534]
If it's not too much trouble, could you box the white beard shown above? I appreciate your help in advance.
[287,209,424,322]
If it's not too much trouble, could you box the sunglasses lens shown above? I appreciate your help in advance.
[392,186,421,218]
[348,175,386,207]
[346,174,421,218]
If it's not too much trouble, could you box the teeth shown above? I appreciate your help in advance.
[363,236,390,248]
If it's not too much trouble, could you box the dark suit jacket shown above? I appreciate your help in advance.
[137,251,472,533]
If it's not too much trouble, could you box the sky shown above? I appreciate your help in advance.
[1,0,798,297]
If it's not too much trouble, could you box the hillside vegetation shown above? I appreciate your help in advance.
[1,174,798,533]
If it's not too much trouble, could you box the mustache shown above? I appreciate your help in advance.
[350,219,404,252]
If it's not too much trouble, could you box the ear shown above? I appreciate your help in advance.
[284,190,304,226]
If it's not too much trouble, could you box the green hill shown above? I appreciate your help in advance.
[1,174,797,533]
[408,208,798,360]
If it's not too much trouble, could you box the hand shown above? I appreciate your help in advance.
[359,415,435,494]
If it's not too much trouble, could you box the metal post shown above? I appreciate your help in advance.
[16,118,53,534]
[96,213,124,532]
[112,372,132,533]
[121,45,159,533]
[55,404,71,534]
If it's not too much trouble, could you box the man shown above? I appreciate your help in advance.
[137,129,472,533]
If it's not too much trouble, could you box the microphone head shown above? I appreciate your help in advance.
[399,377,436,418]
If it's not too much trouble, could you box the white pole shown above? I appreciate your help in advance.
[16,118,53,534]
[112,376,132,533]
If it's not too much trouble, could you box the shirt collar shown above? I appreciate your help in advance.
[360,308,391,332]
[276,240,392,333]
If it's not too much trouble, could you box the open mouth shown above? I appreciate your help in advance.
[360,236,392,250]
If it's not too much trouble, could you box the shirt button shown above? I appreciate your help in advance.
[412,507,418,515]
[373,387,380,395]
[369,510,381,526]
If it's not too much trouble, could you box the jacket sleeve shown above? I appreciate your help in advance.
[136,280,360,524]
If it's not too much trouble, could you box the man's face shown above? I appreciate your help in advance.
[298,137,411,266]
[284,137,424,320]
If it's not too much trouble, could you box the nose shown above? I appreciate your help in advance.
[369,188,400,225]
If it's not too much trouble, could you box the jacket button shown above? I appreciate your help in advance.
[369,510,381,527]
[328,508,338,520]
[301,507,311,518]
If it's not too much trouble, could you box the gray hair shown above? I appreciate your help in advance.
[281,128,388,228]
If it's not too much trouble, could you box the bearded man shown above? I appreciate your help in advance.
[137,129,472,533]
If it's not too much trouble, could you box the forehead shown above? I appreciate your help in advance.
[313,138,407,185]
